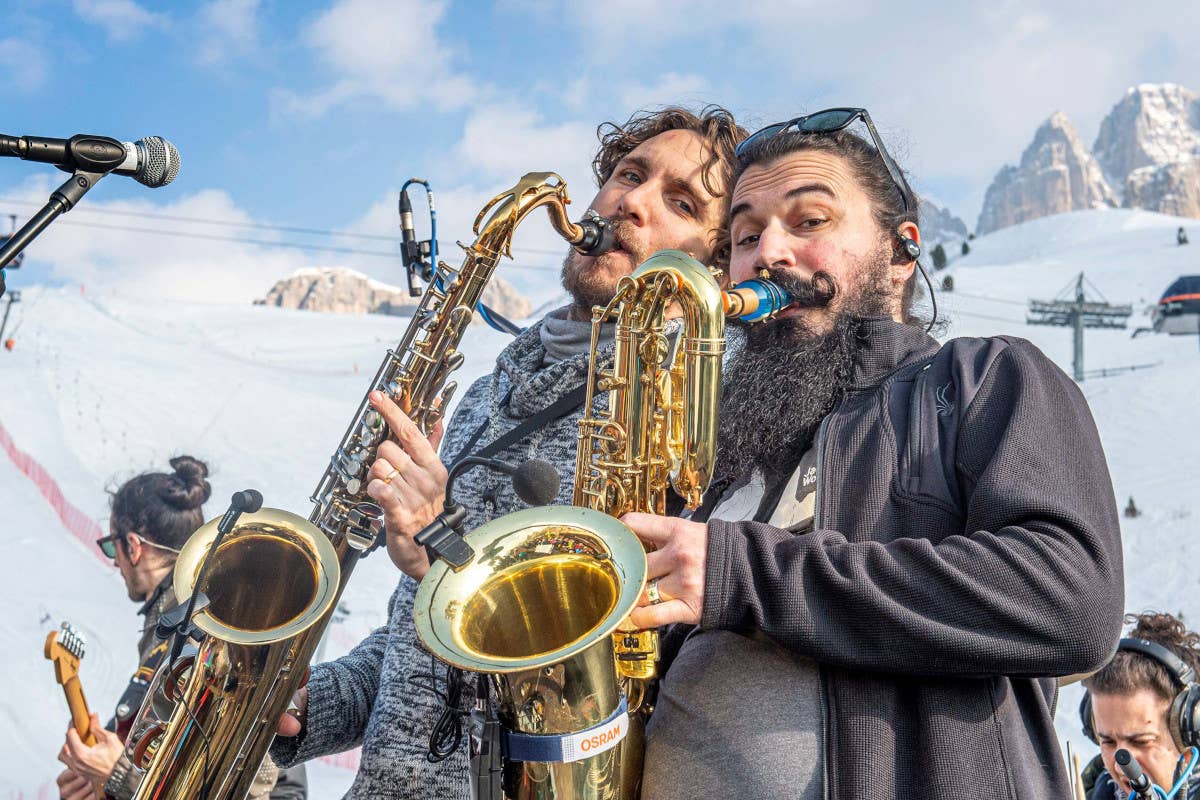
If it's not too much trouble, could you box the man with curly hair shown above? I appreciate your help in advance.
[1083,612,1200,799]
[270,105,746,799]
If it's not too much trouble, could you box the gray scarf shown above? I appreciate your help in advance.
[538,305,616,366]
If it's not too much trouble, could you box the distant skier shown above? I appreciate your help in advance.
[1179,227,1189,246]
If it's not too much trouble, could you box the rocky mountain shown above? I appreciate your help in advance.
[977,84,1200,236]
[1124,159,1200,219]
[1093,83,1200,192]
[918,198,970,247]
[976,112,1116,235]
[1092,83,1200,216]
[255,267,531,322]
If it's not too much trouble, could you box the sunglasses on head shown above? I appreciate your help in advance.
[735,107,914,216]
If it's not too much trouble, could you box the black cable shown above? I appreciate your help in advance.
[0,209,568,271]
[0,195,576,258]
[916,260,938,333]
[407,655,468,762]
[172,652,214,800]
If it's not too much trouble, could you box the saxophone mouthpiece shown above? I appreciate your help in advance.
[572,211,617,256]
[724,278,793,322]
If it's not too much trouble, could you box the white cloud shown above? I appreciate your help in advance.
[0,38,48,91]
[455,104,596,183]
[618,72,711,113]
[527,0,1200,225]
[2,176,326,304]
[328,102,611,306]
[194,0,261,67]
[72,0,169,43]
[273,0,476,117]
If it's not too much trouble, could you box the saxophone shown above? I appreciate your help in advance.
[123,173,612,800]
[413,250,789,799]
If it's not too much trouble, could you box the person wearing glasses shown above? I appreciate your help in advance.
[622,109,1125,799]
[54,456,306,800]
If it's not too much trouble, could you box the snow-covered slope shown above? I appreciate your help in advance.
[937,209,1200,761]
[2,206,1198,795]
[0,296,514,799]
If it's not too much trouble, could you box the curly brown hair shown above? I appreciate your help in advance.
[1084,612,1200,702]
[591,105,746,267]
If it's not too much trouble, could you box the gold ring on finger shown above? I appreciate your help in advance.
[382,467,401,485]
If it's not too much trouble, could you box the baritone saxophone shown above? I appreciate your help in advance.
[123,173,615,800]
[414,250,791,799]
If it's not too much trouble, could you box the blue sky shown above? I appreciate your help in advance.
[2,0,1198,304]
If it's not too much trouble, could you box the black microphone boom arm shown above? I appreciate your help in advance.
[0,169,106,280]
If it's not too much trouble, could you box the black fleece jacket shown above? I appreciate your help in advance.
[697,318,1124,799]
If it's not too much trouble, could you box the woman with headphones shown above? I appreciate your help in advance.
[1081,612,1200,799]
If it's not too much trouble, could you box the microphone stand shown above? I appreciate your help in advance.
[0,169,106,291]
[162,491,262,668]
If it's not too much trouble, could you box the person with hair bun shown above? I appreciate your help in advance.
[1082,612,1200,799]
[53,457,306,800]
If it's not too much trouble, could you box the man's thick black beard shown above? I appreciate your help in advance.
[714,245,899,484]
[715,314,861,484]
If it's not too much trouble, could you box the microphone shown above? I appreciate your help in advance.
[399,188,418,269]
[0,133,181,188]
[415,457,563,571]
[218,488,263,535]
[166,487,264,666]
[1115,749,1154,798]
[231,489,264,513]
[510,459,560,506]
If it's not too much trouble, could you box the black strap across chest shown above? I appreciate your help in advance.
[451,383,588,466]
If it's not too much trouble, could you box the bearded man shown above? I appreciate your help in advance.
[624,109,1125,800]
[269,106,746,799]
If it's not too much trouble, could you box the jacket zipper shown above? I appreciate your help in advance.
[908,364,931,487]
[813,408,833,800]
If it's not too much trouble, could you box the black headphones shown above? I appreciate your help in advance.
[1080,637,1200,751]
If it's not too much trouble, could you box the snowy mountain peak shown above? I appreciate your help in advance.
[976,112,1115,235]
[1093,83,1200,191]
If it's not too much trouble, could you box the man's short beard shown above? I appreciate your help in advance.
[715,248,894,483]
[560,218,648,312]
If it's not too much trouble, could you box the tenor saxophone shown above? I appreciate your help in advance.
[413,250,790,799]
[124,173,612,800]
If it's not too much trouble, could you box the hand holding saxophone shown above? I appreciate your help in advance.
[275,686,308,738]
[622,512,708,628]
[364,390,448,581]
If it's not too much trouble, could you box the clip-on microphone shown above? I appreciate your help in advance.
[164,489,263,667]
[400,178,436,297]
[415,457,560,572]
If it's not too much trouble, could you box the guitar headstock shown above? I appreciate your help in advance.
[44,622,86,685]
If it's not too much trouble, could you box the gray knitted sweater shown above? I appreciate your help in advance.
[271,309,613,799]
